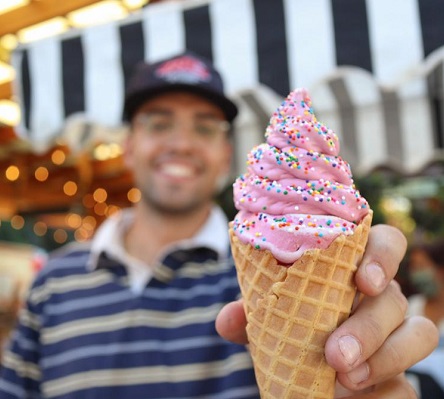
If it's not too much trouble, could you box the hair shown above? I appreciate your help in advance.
[414,238,444,269]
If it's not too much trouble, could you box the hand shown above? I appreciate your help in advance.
[216,224,439,398]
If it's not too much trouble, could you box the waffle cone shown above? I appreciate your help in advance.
[229,211,373,399]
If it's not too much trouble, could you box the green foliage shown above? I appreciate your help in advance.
[354,172,394,225]
[410,183,444,239]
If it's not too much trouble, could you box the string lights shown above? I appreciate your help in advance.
[1,141,137,248]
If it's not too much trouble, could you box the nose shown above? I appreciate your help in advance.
[166,124,196,151]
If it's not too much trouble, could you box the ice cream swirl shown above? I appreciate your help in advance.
[232,88,370,264]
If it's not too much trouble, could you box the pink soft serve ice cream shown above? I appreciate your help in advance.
[232,88,370,264]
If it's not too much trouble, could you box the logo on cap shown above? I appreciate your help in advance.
[155,55,211,84]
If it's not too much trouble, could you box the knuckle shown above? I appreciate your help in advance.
[369,225,408,272]
[387,280,408,316]
[373,224,407,249]
[409,316,439,352]
[422,318,440,346]
[385,340,406,369]
[364,314,385,347]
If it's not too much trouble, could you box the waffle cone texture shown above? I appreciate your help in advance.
[229,211,373,399]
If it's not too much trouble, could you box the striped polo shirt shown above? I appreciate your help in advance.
[0,207,259,398]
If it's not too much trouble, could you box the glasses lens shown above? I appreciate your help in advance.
[135,114,229,140]
[142,115,172,135]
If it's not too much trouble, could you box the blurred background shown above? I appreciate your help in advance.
[0,0,443,378]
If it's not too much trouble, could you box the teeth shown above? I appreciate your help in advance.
[161,164,194,178]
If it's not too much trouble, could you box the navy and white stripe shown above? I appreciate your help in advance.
[0,246,259,398]
[11,0,444,173]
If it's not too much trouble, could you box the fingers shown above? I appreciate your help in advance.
[328,223,434,394]
[337,316,438,391]
[358,374,418,399]
[355,224,407,296]
[326,281,439,391]
[335,374,418,399]
[326,281,408,373]
[215,299,248,344]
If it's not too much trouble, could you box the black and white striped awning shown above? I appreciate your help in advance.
[11,0,444,175]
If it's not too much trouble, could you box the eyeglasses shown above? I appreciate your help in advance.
[133,113,231,142]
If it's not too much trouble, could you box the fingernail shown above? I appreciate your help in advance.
[338,335,361,366]
[365,262,385,289]
[347,362,370,384]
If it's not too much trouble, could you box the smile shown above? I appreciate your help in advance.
[160,163,196,178]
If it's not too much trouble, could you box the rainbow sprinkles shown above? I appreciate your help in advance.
[231,88,370,264]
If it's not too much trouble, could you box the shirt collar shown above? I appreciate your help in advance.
[87,205,230,271]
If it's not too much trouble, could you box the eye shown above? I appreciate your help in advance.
[195,123,217,137]
[194,120,229,138]
[148,117,172,133]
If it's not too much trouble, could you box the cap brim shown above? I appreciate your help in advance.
[123,84,238,123]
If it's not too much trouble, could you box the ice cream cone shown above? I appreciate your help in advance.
[230,211,373,399]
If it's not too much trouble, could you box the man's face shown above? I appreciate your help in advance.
[124,92,233,214]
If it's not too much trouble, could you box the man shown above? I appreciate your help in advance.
[0,51,438,398]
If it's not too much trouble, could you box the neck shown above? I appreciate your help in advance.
[124,202,212,265]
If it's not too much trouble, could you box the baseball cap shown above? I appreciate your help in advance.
[123,51,238,122]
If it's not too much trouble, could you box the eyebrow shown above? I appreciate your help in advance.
[194,111,225,120]
[139,109,171,117]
